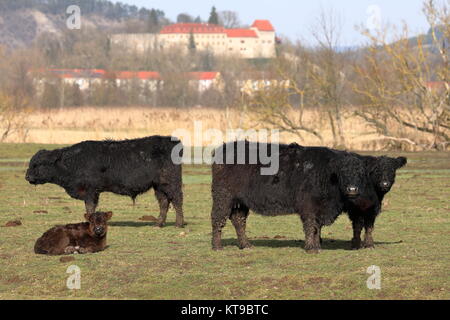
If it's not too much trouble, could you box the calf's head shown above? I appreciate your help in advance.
[26,149,63,185]
[331,154,369,199]
[84,211,113,237]
[366,156,407,194]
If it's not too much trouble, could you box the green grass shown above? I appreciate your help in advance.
[0,143,449,299]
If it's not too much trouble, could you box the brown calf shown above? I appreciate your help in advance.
[34,211,113,255]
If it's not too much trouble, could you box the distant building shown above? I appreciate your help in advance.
[31,68,291,105]
[31,69,221,93]
[110,20,276,59]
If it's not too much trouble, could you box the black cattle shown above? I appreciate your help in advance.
[344,154,407,249]
[210,141,376,253]
[26,136,184,227]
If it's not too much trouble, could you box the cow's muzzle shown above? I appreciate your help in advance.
[346,186,360,198]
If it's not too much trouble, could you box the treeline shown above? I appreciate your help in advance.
[0,0,165,21]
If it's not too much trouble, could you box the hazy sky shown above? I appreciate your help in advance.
[121,0,431,46]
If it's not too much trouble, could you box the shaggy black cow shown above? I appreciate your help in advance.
[210,141,376,253]
[344,154,407,249]
[26,136,184,227]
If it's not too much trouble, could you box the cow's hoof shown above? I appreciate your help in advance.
[175,223,185,228]
[305,248,320,254]
[212,246,224,251]
[364,244,375,249]
[156,222,165,228]
[351,239,362,250]
[78,247,88,254]
[239,244,253,250]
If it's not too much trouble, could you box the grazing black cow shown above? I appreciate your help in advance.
[210,141,376,253]
[25,136,184,227]
[344,155,407,249]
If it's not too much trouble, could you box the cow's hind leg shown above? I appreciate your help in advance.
[154,189,169,228]
[211,198,232,251]
[230,206,252,249]
[301,216,321,253]
[171,192,184,228]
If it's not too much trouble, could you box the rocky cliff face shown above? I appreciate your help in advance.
[0,8,124,49]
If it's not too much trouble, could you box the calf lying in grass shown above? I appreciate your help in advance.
[34,211,112,255]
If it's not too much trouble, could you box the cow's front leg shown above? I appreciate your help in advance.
[77,247,95,254]
[350,215,364,249]
[363,216,376,249]
[85,192,99,215]
[64,246,79,254]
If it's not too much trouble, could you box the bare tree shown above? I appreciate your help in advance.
[243,8,349,146]
[177,13,194,23]
[353,0,449,150]
[308,8,347,147]
[218,11,241,28]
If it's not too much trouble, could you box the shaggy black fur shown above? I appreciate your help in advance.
[344,154,407,249]
[26,135,184,227]
[210,141,375,253]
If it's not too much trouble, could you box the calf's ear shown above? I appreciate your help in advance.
[105,211,113,221]
[395,157,407,169]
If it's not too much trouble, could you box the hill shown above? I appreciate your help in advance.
[0,0,166,49]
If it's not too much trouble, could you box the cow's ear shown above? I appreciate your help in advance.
[395,157,407,169]
[84,213,91,221]
[105,211,113,221]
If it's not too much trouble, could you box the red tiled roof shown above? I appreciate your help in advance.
[32,69,106,78]
[225,29,258,38]
[426,81,449,90]
[32,69,218,81]
[113,71,160,80]
[187,72,219,80]
[251,20,275,32]
[160,23,226,34]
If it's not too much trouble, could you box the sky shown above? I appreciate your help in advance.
[121,0,431,47]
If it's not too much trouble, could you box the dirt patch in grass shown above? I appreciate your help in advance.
[139,215,158,222]
[60,256,76,263]
[33,210,48,214]
[2,275,25,284]
[4,220,22,227]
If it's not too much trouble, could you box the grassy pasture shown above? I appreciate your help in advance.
[0,143,448,299]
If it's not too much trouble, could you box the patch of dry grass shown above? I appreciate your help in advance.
[1,106,438,151]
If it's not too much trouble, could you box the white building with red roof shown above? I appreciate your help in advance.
[111,20,276,59]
